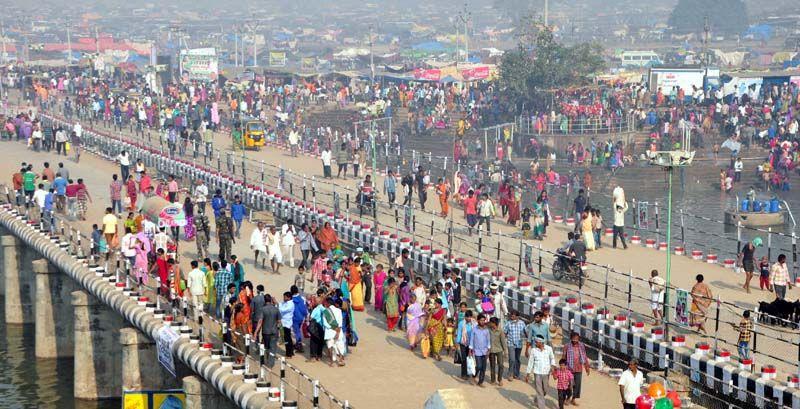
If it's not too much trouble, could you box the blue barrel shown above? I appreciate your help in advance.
[753,200,762,212]
[770,199,780,213]
[741,199,750,212]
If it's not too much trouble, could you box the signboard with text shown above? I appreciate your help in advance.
[156,325,180,377]
[179,48,218,81]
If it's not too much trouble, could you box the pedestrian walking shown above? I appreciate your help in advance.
[216,209,235,261]
[525,335,556,409]
[618,359,644,409]
[562,332,590,406]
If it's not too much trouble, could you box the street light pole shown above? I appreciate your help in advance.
[662,166,673,343]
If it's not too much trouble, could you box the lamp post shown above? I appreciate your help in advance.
[648,147,694,346]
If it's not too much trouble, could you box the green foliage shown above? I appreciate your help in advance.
[498,27,605,110]
[668,0,748,35]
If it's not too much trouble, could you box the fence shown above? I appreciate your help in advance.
[2,196,350,409]
[37,109,800,378]
[516,113,637,135]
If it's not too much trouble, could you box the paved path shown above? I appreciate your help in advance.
[0,136,627,407]
[60,106,800,376]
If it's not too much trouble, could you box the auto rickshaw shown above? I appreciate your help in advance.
[234,120,266,150]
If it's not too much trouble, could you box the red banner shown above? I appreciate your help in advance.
[413,68,441,81]
[461,66,489,81]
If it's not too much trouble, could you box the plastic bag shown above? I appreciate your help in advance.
[466,355,476,376]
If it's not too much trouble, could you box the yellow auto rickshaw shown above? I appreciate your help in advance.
[235,120,265,150]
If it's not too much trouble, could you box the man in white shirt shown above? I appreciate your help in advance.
[734,157,743,182]
[266,226,283,274]
[488,284,508,324]
[613,202,628,250]
[194,180,209,214]
[120,227,138,270]
[525,336,556,409]
[288,129,300,157]
[321,147,332,179]
[649,269,666,324]
[250,221,268,268]
[32,183,48,210]
[186,260,207,320]
[153,227,172,253]
[117,150,131,182]
[73,122,82,139]
[618,359,644,409]
[281,220,298,268]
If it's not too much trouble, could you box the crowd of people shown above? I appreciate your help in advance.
[9,141,627,407]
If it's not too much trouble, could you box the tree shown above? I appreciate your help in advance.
[498,27,605,112]
[668,0,748,35]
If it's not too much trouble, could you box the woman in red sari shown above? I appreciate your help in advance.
[237,281,253,334]
[126,175,138,211]
[506,185,521,226]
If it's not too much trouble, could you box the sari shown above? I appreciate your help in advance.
[170,265,183,299]
[532,202,544,237]
[348,265,365,312]
[426,307,447,355]
[204,267,216,309]
[385,285,400,330]
[317,226,339,253]
[507,188,521,225]
[406,302,425,347]
[237,290,253,333]
[581,215,596,250]
[133,244,149,284]
[373,269,388,311]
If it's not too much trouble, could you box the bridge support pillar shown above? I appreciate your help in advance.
[182,375,238,409]
[120,327,180,391]
[34,259,75,358]
[2,234,34,324]
[72,289,125,400]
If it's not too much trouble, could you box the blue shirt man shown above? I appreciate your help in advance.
[291,287,308,346]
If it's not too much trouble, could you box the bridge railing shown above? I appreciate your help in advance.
[30,108,800,404]
[8,201,351,409]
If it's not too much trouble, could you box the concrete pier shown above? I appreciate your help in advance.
[120,327,181,392]
[34,259,75,358]
[182,376,238,409]
[72,290,125,400]
[2,234,34,324]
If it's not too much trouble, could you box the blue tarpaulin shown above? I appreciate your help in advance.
[743,24,772,41]
[412,41,447,52]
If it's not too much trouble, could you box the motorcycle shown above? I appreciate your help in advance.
[552,253,587,287]
[356,191,376,217]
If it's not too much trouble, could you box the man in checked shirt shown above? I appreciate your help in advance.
[503,310,526,381]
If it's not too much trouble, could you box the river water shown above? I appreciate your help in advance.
[0,296,119,409]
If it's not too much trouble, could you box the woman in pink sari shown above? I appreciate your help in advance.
[373,264,387,311]
[133,239,149,286]
[406,294,425,350]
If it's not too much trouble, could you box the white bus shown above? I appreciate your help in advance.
[620,51,661,67]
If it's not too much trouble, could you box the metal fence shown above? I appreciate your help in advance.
[25,102,800,405]
[38,109,800,377]
[516,113,637,135]
[2,193,350,409]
